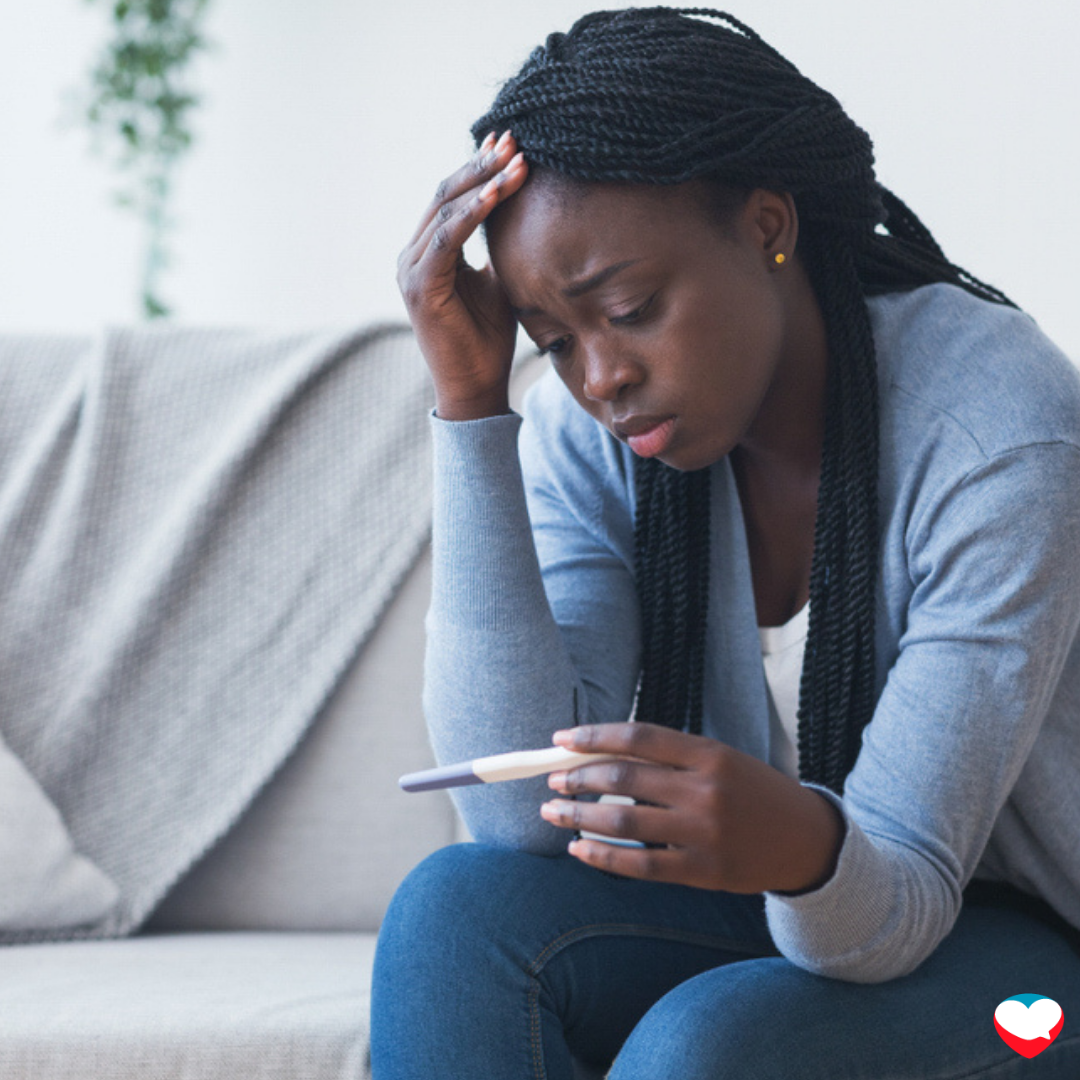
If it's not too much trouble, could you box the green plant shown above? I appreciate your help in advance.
[79,0,213,318]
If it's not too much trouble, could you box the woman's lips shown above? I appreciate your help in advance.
[616,416,676,458]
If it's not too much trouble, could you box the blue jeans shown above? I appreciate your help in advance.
[370,843,1080,1078]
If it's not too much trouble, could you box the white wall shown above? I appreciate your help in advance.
[1,0,1077,359]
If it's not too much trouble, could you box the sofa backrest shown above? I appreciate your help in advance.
[147,544,457,933]
[147,348,546,935]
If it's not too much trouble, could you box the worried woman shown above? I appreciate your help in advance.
[373,8,1080,1078]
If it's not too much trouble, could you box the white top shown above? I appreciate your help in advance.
[758,603,810,778]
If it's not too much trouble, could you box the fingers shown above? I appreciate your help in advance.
[548,757,677,807]
[540,797,673,846]
[407,130,501,248]
[552,721,713,769]
[539,795,715,888]
[570,834,685,884]
[403,130,525,264]
[542,756,703,849]
[398,140,528,308]
[418,150,525,266]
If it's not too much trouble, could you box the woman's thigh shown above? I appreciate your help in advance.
[370,842,778,1080]
[609,902,1080,1080]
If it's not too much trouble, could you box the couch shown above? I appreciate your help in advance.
[0,325,601,1079]
[0,533,453,1079]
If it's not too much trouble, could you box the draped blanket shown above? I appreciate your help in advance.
[0,324,433,943]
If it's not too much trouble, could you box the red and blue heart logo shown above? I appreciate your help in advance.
[994,995,1063,1058]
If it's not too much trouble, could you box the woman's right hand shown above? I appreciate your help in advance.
[397,131,529,421]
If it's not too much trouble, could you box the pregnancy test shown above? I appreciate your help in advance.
[399,746,625,792]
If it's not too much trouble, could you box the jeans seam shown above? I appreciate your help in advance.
[527,921,776,978]
[529,977,546,1080]
[524,920,777,1080]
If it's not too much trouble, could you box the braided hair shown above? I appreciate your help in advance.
[472,7,1013,794]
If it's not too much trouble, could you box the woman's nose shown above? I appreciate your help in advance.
[581,346,643,403]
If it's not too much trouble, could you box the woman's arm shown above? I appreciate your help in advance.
[423,378,642,851]
[535,440,1080,980]
[764,441,1080,981]
[399,140,645,850]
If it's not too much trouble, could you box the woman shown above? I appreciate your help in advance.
[372,8,1080,1077]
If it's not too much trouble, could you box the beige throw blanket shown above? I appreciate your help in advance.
[0,323,433,944]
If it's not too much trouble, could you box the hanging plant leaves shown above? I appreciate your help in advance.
[79,0,213,318]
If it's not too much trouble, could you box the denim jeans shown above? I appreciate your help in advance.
[370,843,1080,1079]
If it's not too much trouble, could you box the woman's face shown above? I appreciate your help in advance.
[486,176,823,472]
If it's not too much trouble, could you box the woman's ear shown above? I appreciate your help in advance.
[744,189,799,269]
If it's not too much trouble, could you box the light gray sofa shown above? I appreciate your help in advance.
[0,539,454,1078]
[0,329,602,1079]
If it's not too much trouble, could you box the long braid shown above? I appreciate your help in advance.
[795,233,879,789]
[474,8,1013,792]
[634,460,711,735]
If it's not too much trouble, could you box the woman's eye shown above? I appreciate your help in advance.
[610,294,656,326]
[537,336,571,358]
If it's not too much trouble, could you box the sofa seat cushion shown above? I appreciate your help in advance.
[0,932,375,1079]
[148,548,460,935]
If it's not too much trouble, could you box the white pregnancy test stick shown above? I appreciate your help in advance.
[399,746,624,793]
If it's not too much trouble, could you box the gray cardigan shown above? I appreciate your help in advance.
[424,283,1080,983]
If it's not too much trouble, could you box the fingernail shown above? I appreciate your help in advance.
[478,177,499,200]
[479,131,496,153]
[483,133,514,170]
[548,771,567,790]
[552,729,574,746]
[540,801,561,821]
[506,151,525,171]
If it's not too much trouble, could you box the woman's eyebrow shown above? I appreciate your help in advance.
[563,259,641,298]
[510,259,642,318]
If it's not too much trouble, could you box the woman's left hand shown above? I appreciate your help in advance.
[540,722,844,895]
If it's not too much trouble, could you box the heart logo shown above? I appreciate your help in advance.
[994,995,1063,1058]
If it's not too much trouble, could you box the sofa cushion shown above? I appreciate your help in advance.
[148,547,458,934]
[0,929,606,1080]
[0,932,375,1079]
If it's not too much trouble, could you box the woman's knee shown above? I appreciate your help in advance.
[380,842,581,958]
[608,957,866,1080]
[383,843,509,941]
[609,931,1080,1080]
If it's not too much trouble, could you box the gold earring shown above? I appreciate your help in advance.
[774,252,786,266]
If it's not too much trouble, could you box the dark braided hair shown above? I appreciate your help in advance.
[472,7,1013,794]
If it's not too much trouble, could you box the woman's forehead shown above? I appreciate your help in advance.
[487,175,719,283]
